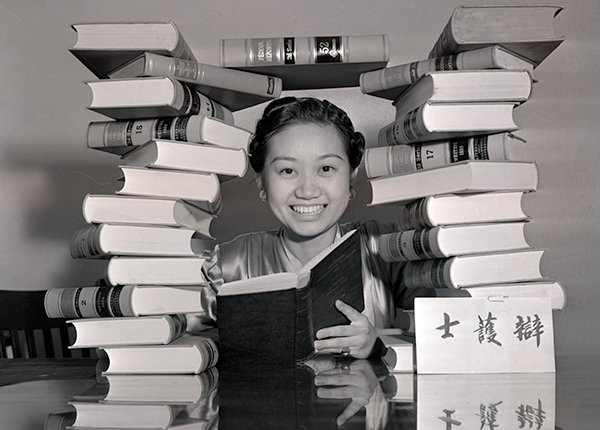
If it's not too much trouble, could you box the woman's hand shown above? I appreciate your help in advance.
[314,299,378,359]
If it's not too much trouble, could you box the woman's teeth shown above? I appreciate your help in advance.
[292,205,326,215]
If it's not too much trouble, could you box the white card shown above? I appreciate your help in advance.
[415,297,555,374]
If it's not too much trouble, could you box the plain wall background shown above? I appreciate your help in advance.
[0,0,598,355]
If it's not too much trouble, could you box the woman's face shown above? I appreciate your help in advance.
[260,122,356,240]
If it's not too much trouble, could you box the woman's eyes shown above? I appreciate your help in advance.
[276,165,337,176]
[320,165,336,175]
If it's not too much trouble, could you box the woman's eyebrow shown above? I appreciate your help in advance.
[269,156,297,164]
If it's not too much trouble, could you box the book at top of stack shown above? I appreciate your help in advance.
[220,34,390,90]
[70,21,282,111]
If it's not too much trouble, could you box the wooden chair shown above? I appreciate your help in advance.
[0,290,95,358]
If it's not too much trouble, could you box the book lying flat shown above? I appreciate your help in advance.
[45,285,210,318]
[393,69,533,118]
[360,45,535,100]
[69,314,187,348]
[220,34,389,90]
[380,332,415,373]
[397,192,528,230]
[368,161,538,206]
[217,229,363,365]
[68,401,184,429]
[70,224,210,259]
[121,139,248,179]
[69,21,197,78]
[100,334,219,375]
[85,76,234,121]
[378,102,520,146]
[81,194,215,232]
[403,248,545,289]
[429,5,565,65]
[105,256,209,286]
[378,221,530,262]
[116,166,222,215]
[108,52,283,111]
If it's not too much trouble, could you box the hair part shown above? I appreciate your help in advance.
[248,97,366,174]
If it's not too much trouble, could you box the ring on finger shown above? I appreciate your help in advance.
[341,346,351,357]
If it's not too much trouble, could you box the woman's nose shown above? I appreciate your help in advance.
[295,174,321,199]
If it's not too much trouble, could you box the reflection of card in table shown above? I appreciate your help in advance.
[415,297,555,374]
[417,372,556,430]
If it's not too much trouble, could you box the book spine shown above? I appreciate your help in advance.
[70,225,104,259]
[361,46,515,94]
[398,198,432,230]
[379,229,445,262]
[44,285,135,319]
[167,314,188,342]
[428,11,458,59]
[87,115,233,152]
[220,35,389,67]
[365,134,509,177]
[197,337,220,372]
[403,258,453,289]
[378,107,427,146]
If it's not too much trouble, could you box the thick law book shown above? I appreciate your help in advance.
[393,69,533,118]
[68,401,184,429]
[81,194,215,233]
[70,224,210,259]
[402,248,545,289]
[217,229,363,366]
[68,313,187,348]
[100,334,219,375]
[121,139,248,179]
[429,5,565,65]
[44,285,209,319]
[380,332,415,373]
[360,45,535,100]
[378,221,530,262]
[85,76,234,121]
[87,115,251,156]
[105,256,209,287]
[220,34,389,90]
[365,132,523,178]
[368,160,538,206]
[378,102,519,146]
[116,166,222,215]
[396,192,528,230]
[69,21,196,79]
[76,368,219,403]
[108,52,283,111]
[435,280,567,311]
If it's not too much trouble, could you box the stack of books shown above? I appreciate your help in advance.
[45,369,219,430]
[359,5,566,369]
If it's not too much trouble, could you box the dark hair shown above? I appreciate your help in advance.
[248,97,365,173]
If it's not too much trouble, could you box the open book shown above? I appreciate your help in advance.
[217,229,363,366]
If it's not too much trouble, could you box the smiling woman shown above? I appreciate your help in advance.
[187,97,423,359]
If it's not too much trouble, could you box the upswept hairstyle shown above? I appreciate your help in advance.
[248,97,366,173]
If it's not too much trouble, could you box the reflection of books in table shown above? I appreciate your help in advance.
[68,401,185,429]
[395,192,528,230]
[116,166,222,215]
[69,21,196,78]
[429,5,565,65]
[45,285,210,319]
[81,194,215,232]
[108,52,283,111]
[380,372,415,403]
[368,161,538,206]
[105,256,209,286]
[217,229,363,365]
[121,140,248,179]
[379,221,530,262]
[100,334,218,375]
[85,76,234,121]
[69,314,187,349]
